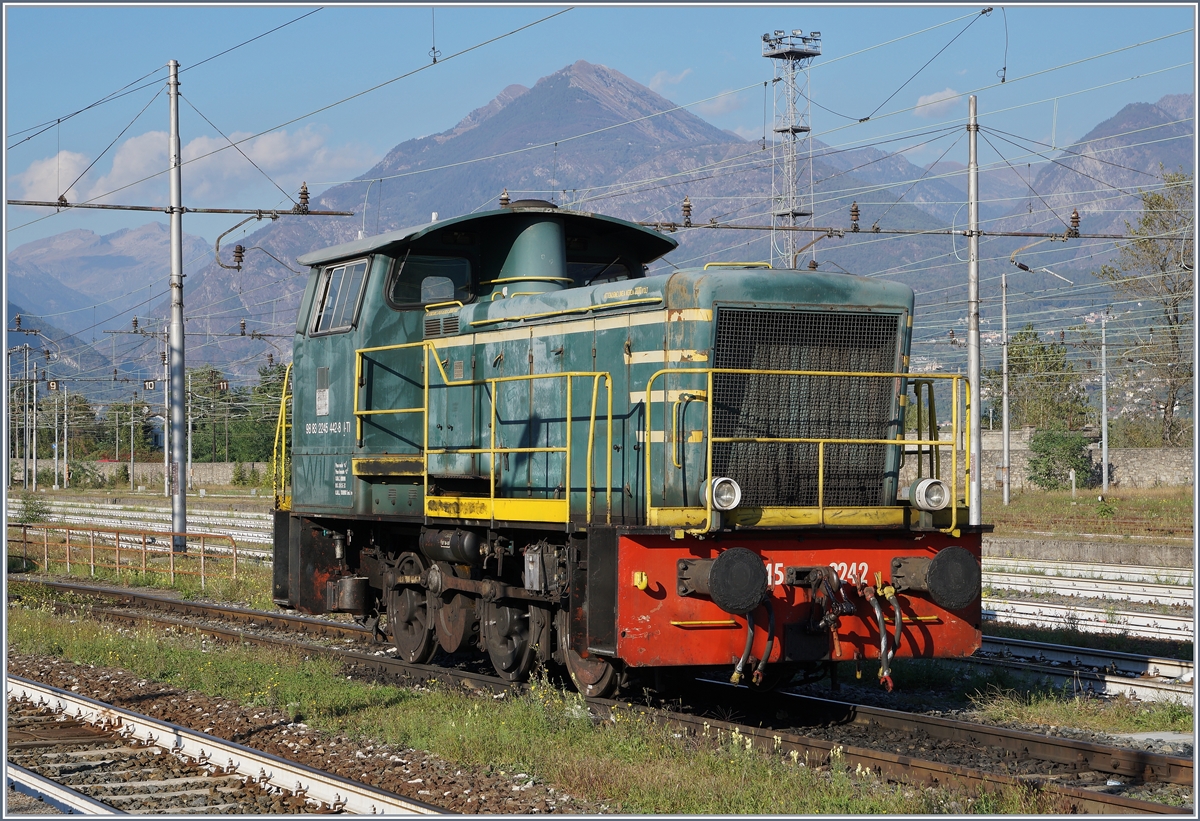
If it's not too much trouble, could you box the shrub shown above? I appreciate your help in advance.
[109,464,130,488]
[13,491,51,524]
[231,461,247,486]
[1027,431,1093,491]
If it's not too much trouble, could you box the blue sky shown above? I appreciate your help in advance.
[5,3,1195,247]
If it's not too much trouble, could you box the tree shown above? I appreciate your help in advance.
[1094,169,1194,446]
[984,325,1091,431]
[1027,431,1094,491]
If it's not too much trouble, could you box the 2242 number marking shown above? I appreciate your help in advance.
[830,561,869,585]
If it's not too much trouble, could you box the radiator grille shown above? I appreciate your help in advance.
[424,315,459,338]
[712,308,901,508]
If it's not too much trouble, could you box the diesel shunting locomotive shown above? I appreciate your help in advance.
[271,199,985,696]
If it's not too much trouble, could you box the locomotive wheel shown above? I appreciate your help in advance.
[388,552,437,664]
[482,600,536,682]
[565,649,619,699]
[433,562,476,654]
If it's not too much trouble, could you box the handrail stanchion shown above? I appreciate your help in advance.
[64,527,70,575]
[565,378,573,511]
[200,535,206,589]
[44,526,50,572]
[169,539,175,583]
[232,538,238,579]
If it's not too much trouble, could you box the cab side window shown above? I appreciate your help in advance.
[388,254,472,308]
[311,258,369,334]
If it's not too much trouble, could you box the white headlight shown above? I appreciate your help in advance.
[707,477,742,511]
[910,478,949,511]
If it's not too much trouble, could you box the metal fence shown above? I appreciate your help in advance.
[7,523,240,589]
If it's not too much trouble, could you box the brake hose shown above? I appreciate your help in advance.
[731,612,755,684]
[886,590,903,662]
[753,603,775,685]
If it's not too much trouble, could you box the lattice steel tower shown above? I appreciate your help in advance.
[763,29,821,268]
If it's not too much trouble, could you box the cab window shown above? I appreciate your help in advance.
[388,253,472,308]
[311,258,369,334]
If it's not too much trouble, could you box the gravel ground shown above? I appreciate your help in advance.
[6,788,63,815]
[7,653,611,815]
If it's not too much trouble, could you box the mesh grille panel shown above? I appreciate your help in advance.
[712,309,900,507]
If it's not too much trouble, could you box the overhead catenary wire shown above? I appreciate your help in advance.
[180,93,298,207]
[59,88,164,202]
[6,8,324,147]
[8,7,571,235]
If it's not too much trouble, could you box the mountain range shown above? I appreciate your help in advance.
[6,60,1192,394]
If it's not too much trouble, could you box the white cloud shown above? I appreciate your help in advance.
[81,126,378,207]
[694,93,745,118]
[913,88,962,118]
[648,68,692,94]
[12,150,91,202]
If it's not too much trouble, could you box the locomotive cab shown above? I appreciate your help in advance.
[271,202,986,697]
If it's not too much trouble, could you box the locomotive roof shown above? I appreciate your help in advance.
[296,204,677,268]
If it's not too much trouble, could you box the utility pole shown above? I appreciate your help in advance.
[187,372,193,491]
[32,366,38,491]
[1000,262,1010,506]
[53,391,59,488]
[966,95,982,527]
[1101,313,1109,493]
[130,392,136,491]
[168,59,188,549]
[163,347,170,498]
[63,386,69,488]
[24,345,30,488]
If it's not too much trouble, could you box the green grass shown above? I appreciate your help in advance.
[7,555,276,611]
[986,623,1193,661]
[6,604,1064,814]
[970,684,1192,735]
[981,486,1193,539]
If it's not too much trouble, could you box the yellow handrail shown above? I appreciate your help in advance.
[643,367,968,535]
[353,341,613,524]
[271,363,293,510]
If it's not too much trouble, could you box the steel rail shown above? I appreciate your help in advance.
[979,636,1193,680]
[5,761,124,815]
[984,571,1194,605]
[7,676,441,815]
[984,599,1195,640]
[14,578,374,640]
[961,656,1193,705]
[983,558,1195,586]
[21,580,1191,815]
[661,680,1192,815]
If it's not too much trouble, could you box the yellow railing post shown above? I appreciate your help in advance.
[200,535,206,590]
[818,441,826,525]
[565,378,573,505]
[89,530,95,576]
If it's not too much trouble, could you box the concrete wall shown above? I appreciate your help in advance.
[984,536,1193,568]
[899,443,1192,490]
[10,459,270,487]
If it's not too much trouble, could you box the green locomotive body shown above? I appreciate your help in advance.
[272,200,984,695]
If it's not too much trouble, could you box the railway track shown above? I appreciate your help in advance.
[6,676,440,815]
[983,558,1195,586]
[971,637,1194,705]
[983,598,1195,641]
[983,572,1193,605]
[11,579,1193,814]
[6,496,273,546]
